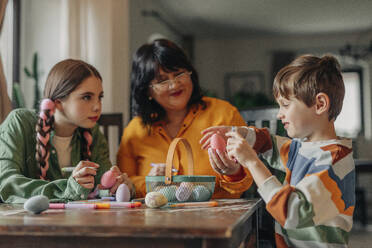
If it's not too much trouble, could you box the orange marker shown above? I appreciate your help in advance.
[95,202,141,209]
[168,201,218,208]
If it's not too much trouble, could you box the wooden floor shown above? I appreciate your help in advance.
[349,224,372,248]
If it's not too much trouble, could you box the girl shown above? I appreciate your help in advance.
[0,59,133,203]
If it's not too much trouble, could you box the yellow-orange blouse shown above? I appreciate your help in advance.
[117,97,253,198]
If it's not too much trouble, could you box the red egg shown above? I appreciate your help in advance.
[101,170,117,188]
[210,133,226,151]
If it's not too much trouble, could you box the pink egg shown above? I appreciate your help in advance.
[101,170,117,188]
[116,184,131,202]
[210,133,226,151]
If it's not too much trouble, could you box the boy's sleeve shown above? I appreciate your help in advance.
[245,126,290,175]
[0,127,90,204]
[217,108,254,194]
[257,145,355,230]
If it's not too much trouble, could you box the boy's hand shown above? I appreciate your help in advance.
[200,126,248,150]
[226,131,259,168]
[207,148,241,175]
[72,161,99,189]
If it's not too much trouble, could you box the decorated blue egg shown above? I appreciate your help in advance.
[158,185,177,202]
[99,189,111,198]
[192,185,211,202]
[24,195,49,214]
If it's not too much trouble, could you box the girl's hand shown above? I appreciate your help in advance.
[72,161,99,189]
[108,166,136,198]
[200,126,248,150]
[207,148,241,175]
[225,131,259,167]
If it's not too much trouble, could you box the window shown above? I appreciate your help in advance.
[335,70,363,138]
[0,0,13,97]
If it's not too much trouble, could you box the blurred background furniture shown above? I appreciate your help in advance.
[97,113,123,145]
[354,159,372,227]
[240,106,281,134]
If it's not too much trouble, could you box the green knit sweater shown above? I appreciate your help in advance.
[0,109,112,203]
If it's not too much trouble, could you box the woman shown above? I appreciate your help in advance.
[117,39,252,198]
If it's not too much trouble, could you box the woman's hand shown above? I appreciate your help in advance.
[72,161,99,189]
[108,166,136,198]
[200,126,248,150]
[207,148,241,175]
[225,131,259,167]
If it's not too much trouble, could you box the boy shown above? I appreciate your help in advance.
[202,54,355,247]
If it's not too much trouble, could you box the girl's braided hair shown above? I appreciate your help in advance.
[35,59,101,179]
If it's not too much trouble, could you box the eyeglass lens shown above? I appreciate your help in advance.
[153,72,191,90]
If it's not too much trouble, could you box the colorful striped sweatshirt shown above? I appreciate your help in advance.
[245,127,355,248]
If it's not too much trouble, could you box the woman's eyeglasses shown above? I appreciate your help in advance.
[150,71,192,91]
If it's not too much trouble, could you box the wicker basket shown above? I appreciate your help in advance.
[145,138,215,202]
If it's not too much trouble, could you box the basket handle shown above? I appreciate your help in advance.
[165,138,194,184]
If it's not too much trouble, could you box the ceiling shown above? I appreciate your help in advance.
[156,0,372,38]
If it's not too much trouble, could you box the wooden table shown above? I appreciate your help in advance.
[0,198,263,248]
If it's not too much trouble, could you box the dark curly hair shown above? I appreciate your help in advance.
[131,39,205,127]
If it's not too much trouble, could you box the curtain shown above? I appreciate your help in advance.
[0,0,12,124]
[60,0,130,164]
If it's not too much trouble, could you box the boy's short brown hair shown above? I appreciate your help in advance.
[273,54,345,121]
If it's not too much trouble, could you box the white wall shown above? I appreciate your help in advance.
[129,0,182,64]
[21,0,62,108]
[194,32,370,98]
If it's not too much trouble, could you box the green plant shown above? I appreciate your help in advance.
[24,52,41,110]
[232,91,276,110]
[12,83,25,108]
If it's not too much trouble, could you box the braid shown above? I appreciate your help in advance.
[35,99,56,180]
[81,128,93,160]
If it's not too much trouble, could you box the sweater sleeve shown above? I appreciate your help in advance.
[257,143,355,230]
[245,126,290,178]
[216,105,254,194]
[0,110,90,203]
